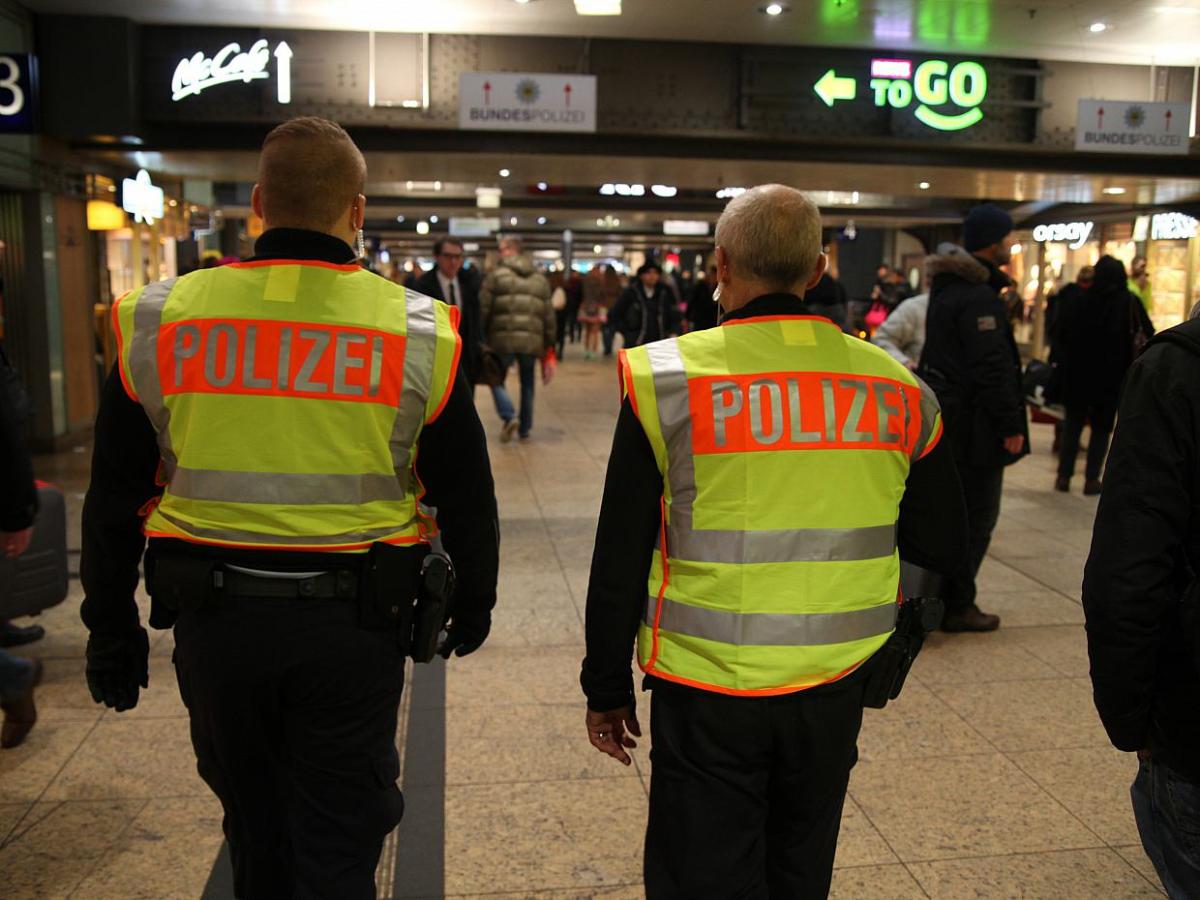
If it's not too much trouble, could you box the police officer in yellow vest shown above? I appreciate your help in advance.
[582,185,967,898]
[80,118,499,898]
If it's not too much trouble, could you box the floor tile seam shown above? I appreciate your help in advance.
[914,682,1011,756]
[1002,750,1122,849]
[444,772,646,789]
[64,796,153,898]
[509,435,586,632]
[981,552,1080,603]
[25,713,106,813]
[1111,843,1169,894]
[443,882,644,898]
[843,788,907,871]
[889,838,1119,867]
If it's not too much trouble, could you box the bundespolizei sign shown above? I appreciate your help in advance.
[1076,100,1191,156]
[459,72,597,133]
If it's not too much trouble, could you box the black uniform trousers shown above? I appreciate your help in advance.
[644,674,865,899]
[943,461,1005,613]
[173,593,406,899]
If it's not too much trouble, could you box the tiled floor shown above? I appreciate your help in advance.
[0,352,1165,898]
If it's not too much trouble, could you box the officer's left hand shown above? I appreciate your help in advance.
[586,705,641,766]
[86,627,150,712]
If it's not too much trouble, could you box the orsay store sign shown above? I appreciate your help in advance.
[814,56,988,132]
[1031,221,1095,250]
[459,72,597,133]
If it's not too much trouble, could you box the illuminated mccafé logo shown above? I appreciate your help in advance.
[171,38,293,104]
[814,57,988,132]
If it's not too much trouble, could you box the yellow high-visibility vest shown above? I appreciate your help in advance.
[619,312,942,696]
[114,258,461,552]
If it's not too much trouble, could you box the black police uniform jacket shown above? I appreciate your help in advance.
[413,268,484,386]
[1084,321,1200,782]
[918,245,1029,469]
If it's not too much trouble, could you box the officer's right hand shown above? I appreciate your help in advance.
[437,613,490,659]
[86,627,150,712]
[586,705,641,767]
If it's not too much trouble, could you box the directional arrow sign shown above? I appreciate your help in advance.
[274,41,293,104]
[814,69,857,107]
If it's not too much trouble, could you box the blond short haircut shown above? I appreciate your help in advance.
[715,184,823,290]
[499,235,523,254]
[257,117,366,231]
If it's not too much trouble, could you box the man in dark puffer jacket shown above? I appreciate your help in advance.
[918,204,1028,633]
[1084,319,1200,898]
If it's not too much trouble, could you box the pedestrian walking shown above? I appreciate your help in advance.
[479,236,554,442]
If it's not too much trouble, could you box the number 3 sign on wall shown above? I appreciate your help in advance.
[0,54,36,133]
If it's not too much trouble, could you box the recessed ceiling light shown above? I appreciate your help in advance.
[429,215,439,224]
[396,215,406,223]
[575,0,621,14]
[1090,22,1108,32]
[917,181,931,190]
[509,216,519,226]
[593,244,603,253]
[499,168,511,177]
[763,3,786,15]
[651,184,678,198]
[537,181,548,191]
[416,221,430,235]
[1102,186,1127,195]
[537,216,547,225]
[514,0,532,4]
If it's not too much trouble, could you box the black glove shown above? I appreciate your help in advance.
[437,613,490,659]
[86,627,150,712]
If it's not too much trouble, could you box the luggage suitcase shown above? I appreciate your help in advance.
[0,483,69,618]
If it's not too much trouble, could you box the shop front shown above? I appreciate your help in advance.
[1135,211,1199,331]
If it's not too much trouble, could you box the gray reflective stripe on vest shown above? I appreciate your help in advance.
[666,511,896,564]
[128,278,180,481]
[645,595,898,647]
[912,374,940,460]
[153,507,420,547]
[646,339,696,508]
[169,467,404,505]
[391,292,438,495]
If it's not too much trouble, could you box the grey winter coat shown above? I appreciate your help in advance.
[479,255,555,357]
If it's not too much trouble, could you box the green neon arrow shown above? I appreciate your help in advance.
[914,105,984,132]
[814,69,857,107]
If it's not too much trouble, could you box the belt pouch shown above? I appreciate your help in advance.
[150,553,222,613]
[358,543,420,642]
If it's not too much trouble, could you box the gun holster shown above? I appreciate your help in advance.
[410,551,456,664]
[862,596,944,709]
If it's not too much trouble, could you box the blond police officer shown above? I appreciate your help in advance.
[80,118,499,898]
[581,185,966,898]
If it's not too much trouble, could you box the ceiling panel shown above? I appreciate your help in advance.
[24,0,1200,66]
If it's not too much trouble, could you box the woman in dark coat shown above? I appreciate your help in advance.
[1051,255,1147,494]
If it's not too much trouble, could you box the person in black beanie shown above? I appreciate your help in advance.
[918,204,1028,632]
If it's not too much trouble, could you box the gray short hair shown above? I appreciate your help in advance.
[499,235,523,253]
[714,185,823,290]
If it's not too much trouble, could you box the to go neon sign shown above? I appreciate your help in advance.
[870,59,987,131]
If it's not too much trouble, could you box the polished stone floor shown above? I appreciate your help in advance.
[0,352,1165,898]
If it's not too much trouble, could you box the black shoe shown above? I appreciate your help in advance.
[0,623,45,648]
[1083,479,1103,496]
[1,658,42,749]
[1054,476,1070,493]
[941,605,1001,633]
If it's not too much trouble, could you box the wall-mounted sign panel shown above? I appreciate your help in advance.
[742,49,1039,145]
[1076,100,1191,156]
[122,169,164,225]
[142,27,423,123]
[663,220,710,236]
[0,53,36,134]
[459,72,597,133]
[1151,213,1199,241]
[449,217,502,237]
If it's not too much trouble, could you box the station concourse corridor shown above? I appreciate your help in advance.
[0,353,1166,899]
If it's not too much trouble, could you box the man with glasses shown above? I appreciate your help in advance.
[415,237,483,387]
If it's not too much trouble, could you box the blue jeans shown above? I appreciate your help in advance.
[491,353,537,437]
[0,649,35,704]
[1133,758,1200,898]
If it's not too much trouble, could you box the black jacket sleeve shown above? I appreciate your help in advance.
[582,399,662,712]
[897,435,969,576]
[0,361,36,532]
[609,288,635,333]
[80,366,163,636]
[958,288,1025,436]
[1083,345,1193,752]
[415,373,499,625]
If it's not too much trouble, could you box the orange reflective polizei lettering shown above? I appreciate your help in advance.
[688,372,920,455]
[158,318,405,406]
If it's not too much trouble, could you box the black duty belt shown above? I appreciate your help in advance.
[216,565,358,600]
